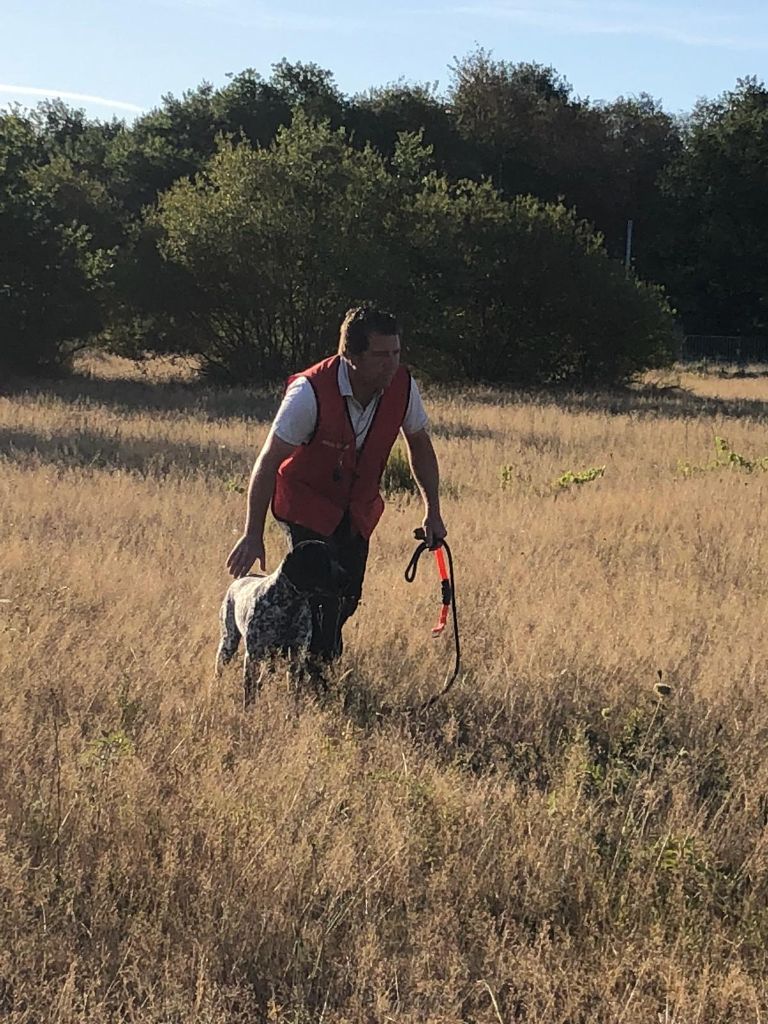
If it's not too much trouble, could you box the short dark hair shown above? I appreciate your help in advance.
[338,305,400,358]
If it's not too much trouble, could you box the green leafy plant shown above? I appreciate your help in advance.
[500,464,515,490]
[554,465,606,489]
[85,729,134,773]
[679,436,768,477]
[382,444,419,497]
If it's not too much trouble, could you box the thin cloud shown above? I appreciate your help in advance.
[451,1,768,50]
[0,84,144,113]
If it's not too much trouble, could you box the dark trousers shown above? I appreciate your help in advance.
[280,514,369,660]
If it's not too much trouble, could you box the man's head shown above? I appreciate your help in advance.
[338,305,401,393]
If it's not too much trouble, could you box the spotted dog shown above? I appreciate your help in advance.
[216,540,347,705]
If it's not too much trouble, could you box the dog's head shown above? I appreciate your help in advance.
[281,540,348,596]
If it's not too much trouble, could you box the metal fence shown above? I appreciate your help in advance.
[682,335,768,363]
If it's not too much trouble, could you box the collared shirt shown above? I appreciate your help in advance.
[272,358,429,450]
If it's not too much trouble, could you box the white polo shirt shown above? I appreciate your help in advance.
[272,358,429,450]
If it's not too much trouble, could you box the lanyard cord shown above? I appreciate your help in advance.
[404,530,462,709]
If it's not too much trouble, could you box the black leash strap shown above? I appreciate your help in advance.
[404,530,461,709]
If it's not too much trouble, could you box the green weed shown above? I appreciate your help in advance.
[554,465,606,489]
[679,435,768,477]
[382,444,419,497]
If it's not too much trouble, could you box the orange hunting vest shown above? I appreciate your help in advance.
[272,356,411,538]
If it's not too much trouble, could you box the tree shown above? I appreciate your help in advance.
[147,113,404,381]
[658,77,768,334]
[1,62,680,384]
[0,111,106,375]
[103,63,344,215]
[212,69,292,149]
[347,82,474,179]
[268,59,345,125]
[448,49,589,196]
[142,113,675,386]
[595,94,681,265]
[398,170,676,384]
[104,85,220,213]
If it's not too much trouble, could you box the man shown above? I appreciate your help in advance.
[226,305,446,660]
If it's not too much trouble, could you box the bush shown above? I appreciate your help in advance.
[125,113,676,386]
[401,184,677,385]
[382,445,419,497]
[145,113,407,382]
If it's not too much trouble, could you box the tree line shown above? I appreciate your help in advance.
[2,51,767,383]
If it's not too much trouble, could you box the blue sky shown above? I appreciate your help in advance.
[2,0,768,122]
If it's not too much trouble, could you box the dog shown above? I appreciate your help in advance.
[216,540,347,705]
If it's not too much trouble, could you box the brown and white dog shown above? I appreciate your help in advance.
[216,540,347,705]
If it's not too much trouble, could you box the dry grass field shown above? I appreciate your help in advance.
[3,354,768,1023]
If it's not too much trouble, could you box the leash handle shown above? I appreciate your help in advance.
[434,544,449,581]
[404,528,461,708]
[409,528,452,636]
[431,542,451,636]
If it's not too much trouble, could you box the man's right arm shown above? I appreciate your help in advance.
[225,430,298,577]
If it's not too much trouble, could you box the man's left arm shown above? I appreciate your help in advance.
[403,428,447,549]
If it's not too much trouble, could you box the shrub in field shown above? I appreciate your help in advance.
[499,462,606,492]
[381,444,419,497]
[140,113,676,386]
[146,112,408,382]
[678,435,768,477]
[555,465,606,489]
[401,183,677,385]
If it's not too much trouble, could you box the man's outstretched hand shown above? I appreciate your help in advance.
[226,533,266,578]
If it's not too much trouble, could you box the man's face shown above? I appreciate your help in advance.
[349,332,401,391]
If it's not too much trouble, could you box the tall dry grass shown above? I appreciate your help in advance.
[2,355,768,1022]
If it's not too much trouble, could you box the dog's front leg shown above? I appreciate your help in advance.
[214,638,237,678]
[215,596,241,677]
